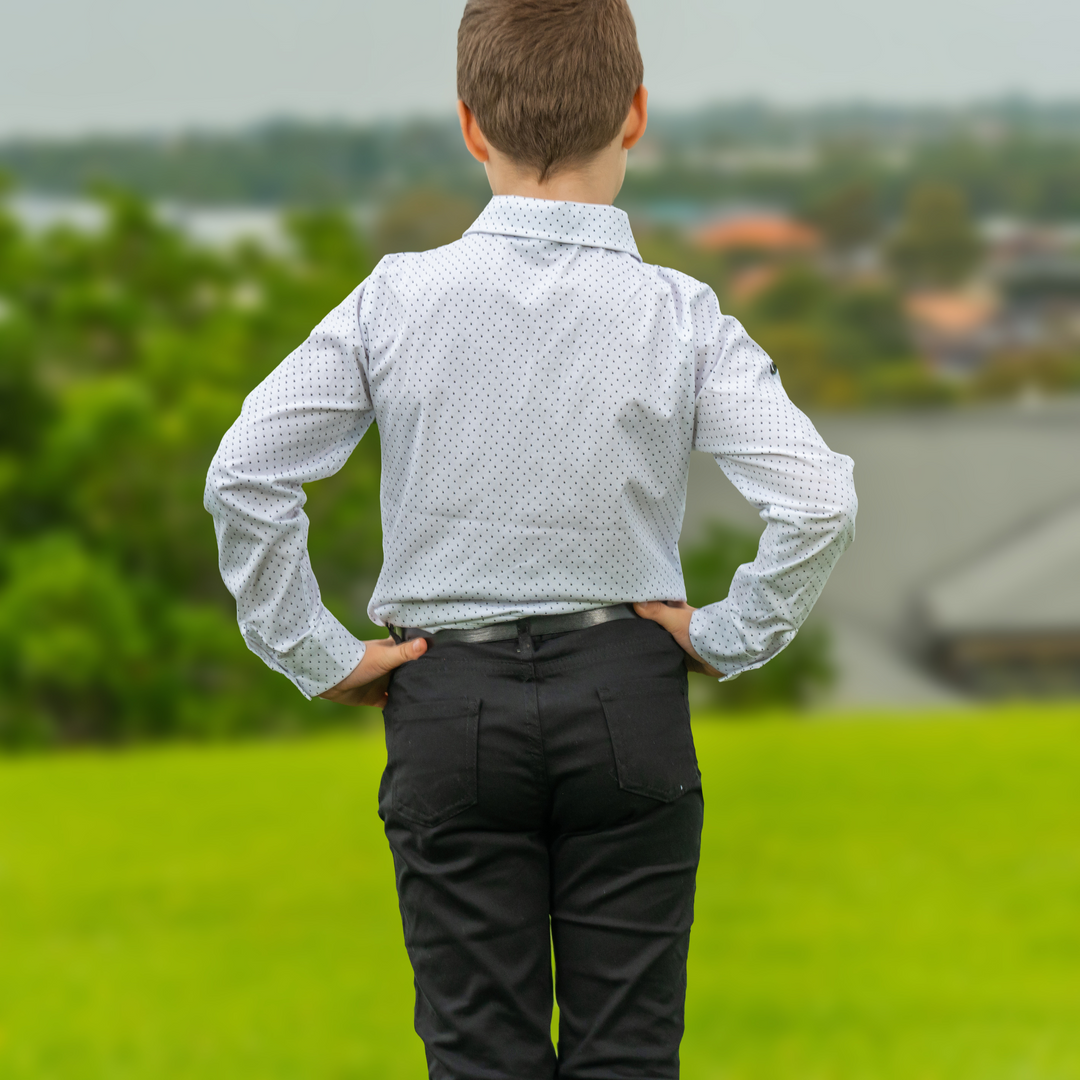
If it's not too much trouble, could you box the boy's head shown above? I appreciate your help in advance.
[457,0,644,184]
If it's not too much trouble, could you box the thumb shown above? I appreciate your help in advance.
[394,637,428,667]
[372,635,428,676]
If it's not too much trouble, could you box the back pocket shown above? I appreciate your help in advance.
[384,697,479,826]
[599,682,700,802]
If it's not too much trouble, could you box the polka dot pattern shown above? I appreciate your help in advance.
[205,196,858,698]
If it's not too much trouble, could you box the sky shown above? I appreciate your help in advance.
[1,0,1078,138]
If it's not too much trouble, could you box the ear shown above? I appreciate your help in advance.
[457,100,490,164]
[621,85,649,150]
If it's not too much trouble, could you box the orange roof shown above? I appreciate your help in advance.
[693,215,822,252]
[904,291,997,335]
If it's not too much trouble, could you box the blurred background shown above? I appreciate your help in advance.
[1,1,1079,1077]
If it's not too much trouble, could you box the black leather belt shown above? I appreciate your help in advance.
[389,603,637,645]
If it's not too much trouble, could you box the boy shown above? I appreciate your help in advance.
[205,1,857,1076]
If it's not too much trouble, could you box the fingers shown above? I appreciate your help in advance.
[634,600,721,677]
[356,684,391,708]
[684,655,721,677]
[322,671,392,708]
[633,600,679,630]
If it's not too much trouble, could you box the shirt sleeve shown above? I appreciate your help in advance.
[688,295,857,679]
[203,284,375,698]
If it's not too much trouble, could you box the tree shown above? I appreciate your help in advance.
[374,187,482,256]
[737,267,920,410]
[0,186,384,746]
[809,181,878,252]
[887,182,983,287]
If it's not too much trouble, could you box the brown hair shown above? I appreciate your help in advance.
[457,0,644,181]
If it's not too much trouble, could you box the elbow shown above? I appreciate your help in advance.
[841,485,858,529]
[203,474,222,517]
[203,463,220,516]
[203,445,237,517]
[835,484,858,548]
[830,452,858,543]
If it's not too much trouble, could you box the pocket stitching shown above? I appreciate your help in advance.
[599,684,700,803]
[386,697,479,827]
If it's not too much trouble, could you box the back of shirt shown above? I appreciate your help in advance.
[365,217,709,630]
[206,196,857,698]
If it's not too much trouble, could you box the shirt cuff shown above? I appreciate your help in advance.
[688,603,795,682]
[243,605,366,699]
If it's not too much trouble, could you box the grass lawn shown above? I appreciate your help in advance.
[2,704,1080,1079]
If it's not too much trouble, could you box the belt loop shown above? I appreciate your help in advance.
[516,621,532,656]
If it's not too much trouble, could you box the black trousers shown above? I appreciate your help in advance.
[380,616,704,1080]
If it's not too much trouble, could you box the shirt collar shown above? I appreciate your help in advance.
[464,195,641,262]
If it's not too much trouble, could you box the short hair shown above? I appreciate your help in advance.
[457,0,644,182]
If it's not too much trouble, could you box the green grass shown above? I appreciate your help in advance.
[2,704,1080,1079]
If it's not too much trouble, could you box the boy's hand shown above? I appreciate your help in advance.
[319,636,428,708]
[633,601,724,678]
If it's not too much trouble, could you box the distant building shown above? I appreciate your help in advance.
[916,502,1080,696]
[682,396,1080,705]
[903,289,999,375]
[893,220,1080,375]
[691,213,822,256]
[995,254,1080,351]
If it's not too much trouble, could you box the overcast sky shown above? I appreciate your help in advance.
[2,0,1078,138]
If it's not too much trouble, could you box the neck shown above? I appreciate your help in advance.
[484,148,627,206]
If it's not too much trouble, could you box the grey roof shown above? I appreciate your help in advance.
[920,501,1080,635]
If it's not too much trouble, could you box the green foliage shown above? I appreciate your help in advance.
[374,187,484,256]
[748,264,831,323]
[887,182,984,286]
[0,309,52,454]
[832,285,910,359]
[807,180,879,252]
[862,361,962,407]
[633,228,729,298]
[731,265,927,411]
[680,522,834,709]
[0,533,148,744]
[0,187,381,746]
[0,121,486,206]
[970,348,1080,398]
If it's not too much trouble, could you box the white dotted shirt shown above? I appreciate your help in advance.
[205,196,857,698]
